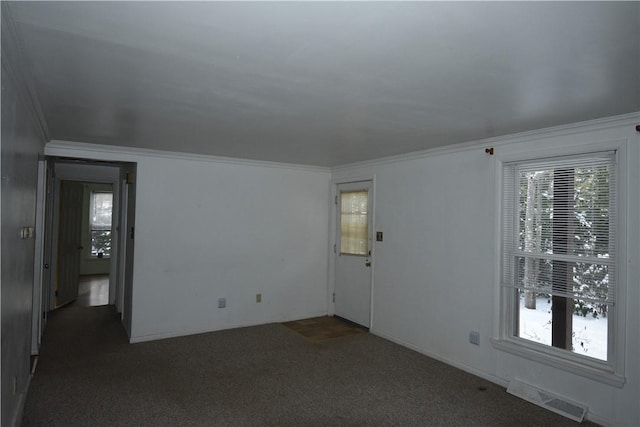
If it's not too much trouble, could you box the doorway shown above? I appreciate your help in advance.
[334,180,373,328]
[31,157,137,354]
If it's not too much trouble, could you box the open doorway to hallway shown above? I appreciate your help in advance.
[31,157,137,355]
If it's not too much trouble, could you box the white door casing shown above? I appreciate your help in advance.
[334,181,373,328]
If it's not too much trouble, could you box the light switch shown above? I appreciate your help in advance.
[20,227,34,239]
[376,231,383,242]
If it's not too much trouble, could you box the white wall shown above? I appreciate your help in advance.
[332,114,640,426]
[1,5,47,426]
[44,142,332,342]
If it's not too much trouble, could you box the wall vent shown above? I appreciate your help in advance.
[507,379,587,422]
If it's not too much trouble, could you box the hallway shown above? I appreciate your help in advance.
[74,274,109,307]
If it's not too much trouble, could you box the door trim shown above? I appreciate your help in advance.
[328,175,376,329]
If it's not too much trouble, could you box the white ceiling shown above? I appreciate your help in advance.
[7,2,640,167]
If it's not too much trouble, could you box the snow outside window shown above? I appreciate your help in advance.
[501,152,616,364]
[90,191,113,258]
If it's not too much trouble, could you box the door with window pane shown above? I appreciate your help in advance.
[335,181,373,327]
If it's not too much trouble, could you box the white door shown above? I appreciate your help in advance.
[334,181,373,328]
[31,160,47,354]
[56,180,84,307]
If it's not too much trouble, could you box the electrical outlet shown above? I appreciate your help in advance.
[469,331,480,345]
[256,293,262,303]
[218,298,226,308]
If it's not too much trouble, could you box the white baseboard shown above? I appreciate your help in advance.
[129,311,328,343]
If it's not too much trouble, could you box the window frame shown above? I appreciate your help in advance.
[491,140,628,388]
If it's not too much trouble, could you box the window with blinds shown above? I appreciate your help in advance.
[340,190,369,256]
[90,191,113,258]
[502,152,616,362]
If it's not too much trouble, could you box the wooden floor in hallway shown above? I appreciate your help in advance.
[73,274,109,307]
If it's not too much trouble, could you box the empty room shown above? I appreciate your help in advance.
[2,2,639,426]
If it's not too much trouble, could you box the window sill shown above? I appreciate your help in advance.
[490,338,625,388]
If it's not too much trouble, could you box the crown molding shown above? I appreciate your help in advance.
[45,140,331,173]
[332,112,640,172]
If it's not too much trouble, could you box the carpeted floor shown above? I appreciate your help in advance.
[22,305,595,426]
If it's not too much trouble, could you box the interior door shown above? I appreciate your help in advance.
[31,160,47,354]
[56,180,84,307]
[42,161,55,315]
[334,181,373,327]
[122,165,137,335]
[115,170,128,314]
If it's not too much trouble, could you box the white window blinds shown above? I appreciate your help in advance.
[502,152,617,306]
[90,192,112,230]
[90,191,113,257]
[340,190,369,255]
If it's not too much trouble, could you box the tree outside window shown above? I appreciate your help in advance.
[503,154,615,362]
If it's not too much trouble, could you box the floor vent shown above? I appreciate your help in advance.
[507,379,587,422]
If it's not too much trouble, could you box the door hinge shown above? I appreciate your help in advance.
[332,293,335,303]
[335,195,338,205]
[333,244,336,254]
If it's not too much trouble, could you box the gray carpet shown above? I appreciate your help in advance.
[22,305,595,426]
